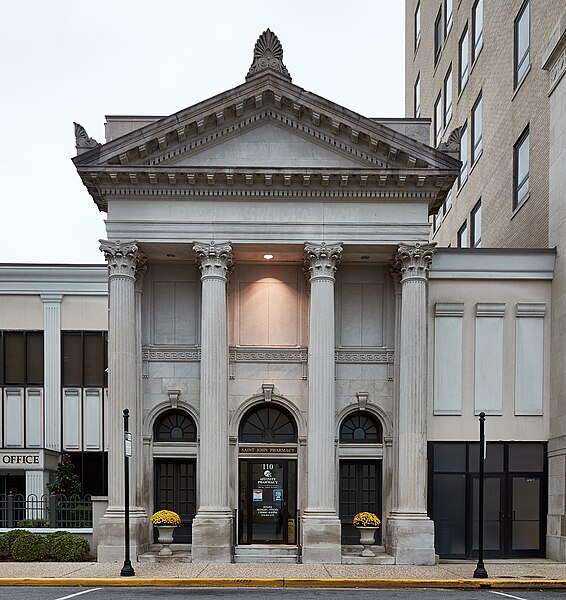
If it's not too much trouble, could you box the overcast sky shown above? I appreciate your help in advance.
[0,1,405,264]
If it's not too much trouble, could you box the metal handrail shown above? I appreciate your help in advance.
[296,509,302,563]
[231,508,237,563]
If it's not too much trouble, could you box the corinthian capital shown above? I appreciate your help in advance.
[395,242,436,283]
[99,240,140,279]
[194,241,233,281]
[304,242,343,282]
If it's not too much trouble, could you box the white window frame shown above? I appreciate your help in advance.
[472,0,483,63]
[459,26,469,93]
[444,66,453,126]
[514,126,530,209]
[471,93,483,165]
[514,0,530,88]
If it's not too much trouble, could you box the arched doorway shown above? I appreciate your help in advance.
[153,409,197,543]
[238,403,298,545]
[338,411,383,544]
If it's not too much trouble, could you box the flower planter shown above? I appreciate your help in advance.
[156,525,176,556]
[356,526,379,557]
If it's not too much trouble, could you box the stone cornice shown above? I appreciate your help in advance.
[73,78,460,177]
[0,265,108,295]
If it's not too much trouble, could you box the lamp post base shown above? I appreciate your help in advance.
[473,561,488,578]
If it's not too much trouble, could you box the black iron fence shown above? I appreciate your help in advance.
[0,494,93,529]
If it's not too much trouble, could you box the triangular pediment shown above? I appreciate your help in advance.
[165,121,369,169]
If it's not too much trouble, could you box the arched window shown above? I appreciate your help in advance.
[339,412,382,443]
[154,410,197,442]
[239,403,297,443]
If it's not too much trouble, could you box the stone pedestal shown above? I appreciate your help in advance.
[302,243,342,564]
[97,240,149,562]
[191,242,233,563]
[389,243,436,565]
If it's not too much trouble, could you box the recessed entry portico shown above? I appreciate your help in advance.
[237,403,298,545]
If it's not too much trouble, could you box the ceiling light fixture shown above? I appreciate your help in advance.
[263,254,274,260]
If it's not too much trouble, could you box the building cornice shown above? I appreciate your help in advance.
[0,265,108,295]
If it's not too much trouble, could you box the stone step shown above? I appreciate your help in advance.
[234,544,300,563]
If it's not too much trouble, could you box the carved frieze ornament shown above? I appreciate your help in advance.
[135,254,149,293]
[193,241,233,281]
[99,240,140,279]
[73,122,100,152]
[395,243,436,283]
[304,242,343,282]
[246,29,292,82]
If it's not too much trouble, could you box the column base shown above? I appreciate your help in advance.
[301,512,342,564]
[387,512,436,565]
[191,509,232,563]
[97,506,149,563]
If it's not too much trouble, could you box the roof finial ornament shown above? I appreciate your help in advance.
[246,29,292,82]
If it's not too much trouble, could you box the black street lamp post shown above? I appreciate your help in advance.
[473,411,488,579]
[120,408,135,577]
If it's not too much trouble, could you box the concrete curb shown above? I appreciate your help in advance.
[0,578,565,589]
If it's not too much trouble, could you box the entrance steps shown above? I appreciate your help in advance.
[138,544,192,563]
[234,544,299,563]
[341,544,395,564]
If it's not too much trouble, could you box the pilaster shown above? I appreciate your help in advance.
[388,242,436,565]
[41,294,62,452]
[191,242,233,563]
[302,242,342,564]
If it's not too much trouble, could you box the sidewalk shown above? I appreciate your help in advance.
[0,559,565,588]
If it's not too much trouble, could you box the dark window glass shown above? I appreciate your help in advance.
[433,443,466,472]
[414,2,421,50]
[239,404,297,443]
[471,93,483,164]
[26,332,44,384]
[509,443,545,472]
[67,451,108,496]
[340,412,382,443]
[433,473,466,555]
[84,334,104,386]
[459,26,469,92]
[154,410,197,442]
[471,200,482,248]
[469,442,504,472]
[457,221,468,248]
[472,0,483,62]
[62,334,83,386]
[4,332,25,385]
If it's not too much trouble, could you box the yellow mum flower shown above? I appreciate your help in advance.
[150,510,181,526]
[353,511,381,527]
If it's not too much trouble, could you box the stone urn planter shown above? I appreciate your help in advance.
[356,526,379,557]
[156,525,176,556]
[150,510,182,557]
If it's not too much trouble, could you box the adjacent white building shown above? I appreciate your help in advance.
[0,30,556,565]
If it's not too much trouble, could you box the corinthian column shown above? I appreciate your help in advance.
[191,241,233,563]
[97,240,148,562]
[388,242,436,565]
[302,242,342,564]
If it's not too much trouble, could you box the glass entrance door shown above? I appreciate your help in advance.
[471,473,544,558]
[238,459,297,544]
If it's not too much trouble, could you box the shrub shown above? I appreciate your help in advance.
[45,531,73,556]
[51,534,90,561]
[0,534,10,557]
[15,518,51,528]
[1,529,31,553]
[11,532,47,561]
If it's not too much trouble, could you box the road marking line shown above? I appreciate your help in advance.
[489,592,528,600]
[54,588,102,600]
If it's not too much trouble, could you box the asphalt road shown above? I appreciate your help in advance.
[0,588,566,600]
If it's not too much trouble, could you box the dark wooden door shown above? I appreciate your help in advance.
[154,459,196,543]
[339,460,382,544]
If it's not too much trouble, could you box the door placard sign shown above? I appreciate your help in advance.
[124,432,132,457]
[253,489,263,502]
[273,489,283,501]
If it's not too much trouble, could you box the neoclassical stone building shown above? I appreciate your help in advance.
[66,31,553,564]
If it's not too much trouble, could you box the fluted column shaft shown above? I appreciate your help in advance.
[194,242,232,512]
[395,243,435,514]
[304,243,342,514]
[389,268,402,513]
[100,240,140,509]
